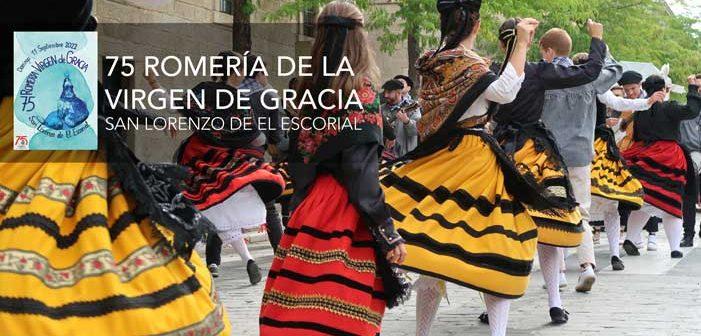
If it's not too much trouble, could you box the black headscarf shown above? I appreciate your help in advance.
[436,0,482,12]
[1,0,95,97]
[642,75,666,96]
[312,15,361,98]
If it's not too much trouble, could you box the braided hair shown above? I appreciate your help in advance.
[497,18,520,76]
[434,0,482,55]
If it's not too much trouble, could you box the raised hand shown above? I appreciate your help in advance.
[647,91,666,105]
[586,19,604,40]
[689,75,701,86]
[516,18,540,46]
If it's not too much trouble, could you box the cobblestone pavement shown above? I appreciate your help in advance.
[207,214,701,335]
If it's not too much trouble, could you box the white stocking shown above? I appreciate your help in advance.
[661,213,683,251]
[626,210,650,247]
[538,244,562,308]
[231,236,253,262]
[603,203,622,257]
[415,276,444,336]
[484,294,511,336]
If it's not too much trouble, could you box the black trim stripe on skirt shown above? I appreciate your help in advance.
[399,264,523,299]
[283,225,376,248]
[0,275,201,319]
[0,212,144,249]
[397,230,534,276]
[393,206,536,243]
[628,166,684,195]
[531,216,584,233]
[381,172,525,216]
[267,269,385,300]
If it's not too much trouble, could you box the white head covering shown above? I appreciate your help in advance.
[659,64,686,94]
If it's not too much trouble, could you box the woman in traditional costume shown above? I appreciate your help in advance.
[380,1,542,335]
[0,1,230,334]
[176,51,286,285]
[259,2,409,335]
[621,75,701,258]
[485,18,608,325]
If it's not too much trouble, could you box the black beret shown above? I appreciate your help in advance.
[393,75,414,89]
[618,71,643,86]
[382,79,404,92]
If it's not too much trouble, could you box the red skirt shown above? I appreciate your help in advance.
[177,134,285,211]
[622,140,687,217]
[260,174,386,336]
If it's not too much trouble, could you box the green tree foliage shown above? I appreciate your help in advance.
[266,0,700,85]
[479,0,700,85]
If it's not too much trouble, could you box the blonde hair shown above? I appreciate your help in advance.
[539,28,572,56]
[301,1,380,98]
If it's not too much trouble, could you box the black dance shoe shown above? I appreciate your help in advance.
[549,307,569,324]
[478,312,489,324]
[623,240,640,256]
[247,259,262,285]
[208,263,220,278]
[680,235,694,248]
[671,250,684,259]
[611,256,625,271]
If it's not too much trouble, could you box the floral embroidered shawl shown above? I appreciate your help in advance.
[415,48,496,142]
[295,80,383,164]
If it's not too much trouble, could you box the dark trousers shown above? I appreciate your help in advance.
[265,201,283,251]
[279,196,291,227]
[644,217,660,234]
[205,231,222,266]
[682,173,700,238]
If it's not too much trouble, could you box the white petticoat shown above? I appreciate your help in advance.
[638,202,675,219]
[201,184,266,244]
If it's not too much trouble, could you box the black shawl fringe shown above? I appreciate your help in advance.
[595,125,622,161]
[97,88,210,262]
[492,122,578,212]
[373,245,411,309]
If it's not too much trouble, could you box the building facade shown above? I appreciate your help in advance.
[94,0,409,162]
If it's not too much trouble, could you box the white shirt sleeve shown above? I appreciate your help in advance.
[460,62,525,120]
[482,62,525,104]
[597,90,650,112]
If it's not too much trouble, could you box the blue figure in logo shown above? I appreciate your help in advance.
[43,74,90,130]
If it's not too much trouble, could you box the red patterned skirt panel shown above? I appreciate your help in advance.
[260,174,386,336]
[622,140,687,218]
[178,134,284,211]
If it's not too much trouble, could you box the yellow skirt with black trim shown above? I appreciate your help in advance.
[381,134,537,298]
[591,137,644,209]
[0,98,231,336]
[512,139,583,248]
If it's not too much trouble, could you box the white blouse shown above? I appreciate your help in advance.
[598,90,650,112]
[459,62,525,121]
